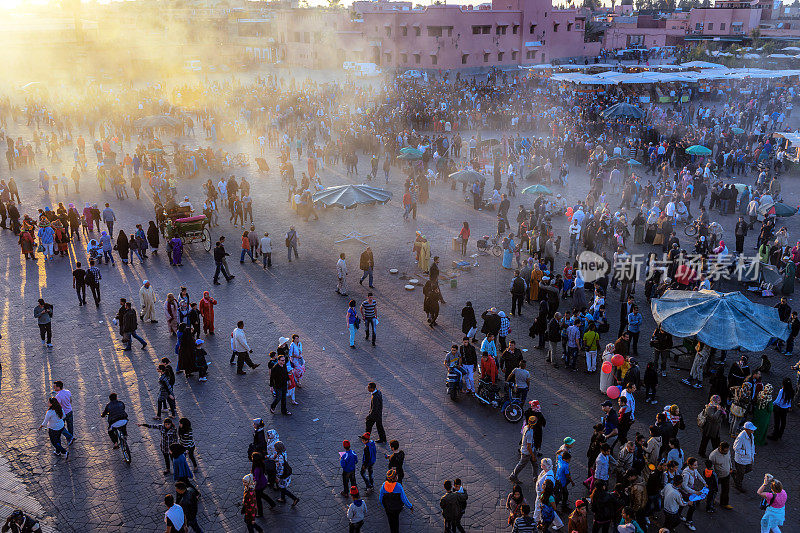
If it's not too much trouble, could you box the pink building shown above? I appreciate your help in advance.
[687,0,762,41]
[273,0,596,71]
[604,14,687,49]
[604,0,800,50]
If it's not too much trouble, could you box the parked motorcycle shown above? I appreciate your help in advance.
[475,378,524,423]
[446,366,463,402]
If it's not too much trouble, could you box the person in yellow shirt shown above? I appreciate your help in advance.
[583,322,600,373]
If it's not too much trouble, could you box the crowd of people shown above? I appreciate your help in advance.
[0,56,799,533]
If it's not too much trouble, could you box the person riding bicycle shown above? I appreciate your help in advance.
[101,393,129,449]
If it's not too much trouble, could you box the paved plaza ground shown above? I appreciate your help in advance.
[0,112,798,532]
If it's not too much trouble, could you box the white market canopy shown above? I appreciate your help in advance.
[680,60,729,69]
[550,67,800,85]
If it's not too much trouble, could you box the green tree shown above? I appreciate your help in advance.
[583,18,605,42]
[327,0,341,7]
[750,28,761,47]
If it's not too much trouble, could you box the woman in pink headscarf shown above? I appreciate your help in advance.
[713,240,729,258]
[790,241,800,265]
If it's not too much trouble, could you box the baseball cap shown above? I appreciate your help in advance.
[601,400,613,407]
[361,432,371,441]
[743,421,757,431]
[564,437,575,446]
[343,440,351,448]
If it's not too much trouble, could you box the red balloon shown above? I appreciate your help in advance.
[601,361,613,374]
[611,354,625,367]
[607,386,621,399]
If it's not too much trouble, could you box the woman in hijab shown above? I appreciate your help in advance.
[199,291,217,335]
[82,202,93,232]
[713,240,729,259]
[502,233,516,270]
[52,220,69,256]
[116,230,129,264]
[241,474,264,533]
[135,226,149,259]
[461,301,477,341]
[752,384,774,446]
[729,381,752,436]
[781,256,796,295]
[147,221,160,253]
[170,235,184,266]
[274,441,300,506]
[599,343,616,394]
[165,293,179,335]
[176,323,197,376]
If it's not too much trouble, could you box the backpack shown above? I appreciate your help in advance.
[279,453,292,479]
[512,276,525,295]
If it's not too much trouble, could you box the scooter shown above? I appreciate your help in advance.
[474,378,524,423]
[446,366,463,402]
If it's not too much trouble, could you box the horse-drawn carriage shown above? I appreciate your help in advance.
[157,205,212,252]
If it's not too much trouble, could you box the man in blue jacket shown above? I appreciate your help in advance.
[340,440,358,497]
[360,432,378,490]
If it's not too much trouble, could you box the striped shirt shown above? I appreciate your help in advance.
[361,300,377,318]
[512,516,536,533]
[179,428,195,448]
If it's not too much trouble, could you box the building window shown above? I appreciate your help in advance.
[512,51,518,60]
[427,26,443,37]
[414,53,420,64]
[720,23,726,30]
[402,26,408,36]
[431,54,438,65]
[512,24,519,34]
[553,23,559,32]
[496,25,507,35]
[384,54,392,64]
[447,27,453,37]
[472,25,482,35]
[462,54,469,64]
[567,22,573,31]
[386,27,391,37]
[526,50,535,59]
[695,23,703,30]
[483,52,489,62]
[529,24,537,34]
[498,51,504,61]
[707,23,714,30]
[415,27,421,36]
[401,53,408,63]
[483,25,491,34]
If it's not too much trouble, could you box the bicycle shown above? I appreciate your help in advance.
[111,424,131,464]
[477,234,503,257]
[684,219,701,237]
